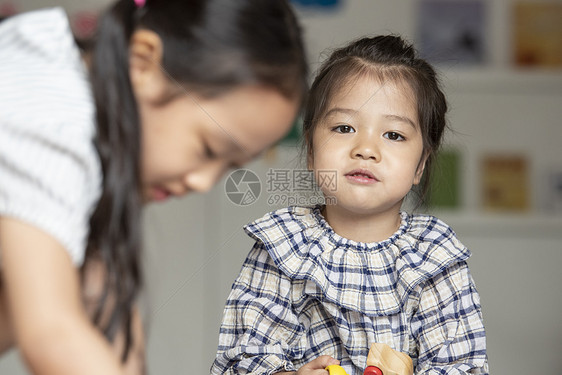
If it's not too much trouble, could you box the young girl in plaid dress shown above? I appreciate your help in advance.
[212,35,488,375]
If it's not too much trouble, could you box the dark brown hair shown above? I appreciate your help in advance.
[86,0,307,360]
[303,35,447,203]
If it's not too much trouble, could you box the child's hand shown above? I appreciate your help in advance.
[297,355,340,374]
[275,356,340,375]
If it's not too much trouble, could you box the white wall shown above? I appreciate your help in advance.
[1,0,561,374]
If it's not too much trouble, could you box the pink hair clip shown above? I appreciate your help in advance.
[134,0,146,8]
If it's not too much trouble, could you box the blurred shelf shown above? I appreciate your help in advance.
[441,68,562,95]
[429,210,562,238]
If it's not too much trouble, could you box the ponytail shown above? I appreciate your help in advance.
[86,0,142,360]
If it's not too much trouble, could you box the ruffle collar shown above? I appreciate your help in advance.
[244,206,471,317]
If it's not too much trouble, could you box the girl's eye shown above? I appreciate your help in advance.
[204,143,216,159]
[384,131,405,141]
[333,125,355,134]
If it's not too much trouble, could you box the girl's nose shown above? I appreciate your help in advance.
[184,160,229,193]
[351,137,380,161]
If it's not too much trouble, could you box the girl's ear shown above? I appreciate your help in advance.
[413,151,429,185]
[129,29,170,104]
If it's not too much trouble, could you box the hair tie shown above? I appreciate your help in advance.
[134,0,146,8]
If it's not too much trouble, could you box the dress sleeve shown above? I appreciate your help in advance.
[211,242,305,375]
[410,261,489,374]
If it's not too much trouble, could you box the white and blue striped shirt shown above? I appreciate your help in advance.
[0,8,101,265]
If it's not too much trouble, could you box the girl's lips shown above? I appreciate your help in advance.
[344,169,378,184]
[151,187,172,202]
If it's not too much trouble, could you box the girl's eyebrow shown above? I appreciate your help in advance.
[323,107,418,129]
[323,107,359,118]
[384,114,417,129]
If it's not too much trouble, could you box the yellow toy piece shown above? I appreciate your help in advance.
[325,343,413,375]
[325,364,349,375]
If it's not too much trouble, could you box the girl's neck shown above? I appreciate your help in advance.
[321,205,402,243]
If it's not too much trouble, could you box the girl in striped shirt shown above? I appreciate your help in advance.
[0,1,307,374]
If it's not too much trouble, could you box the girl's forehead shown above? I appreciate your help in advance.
[326,74,416,111]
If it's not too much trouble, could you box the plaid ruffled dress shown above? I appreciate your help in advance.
[212,206,488,375]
